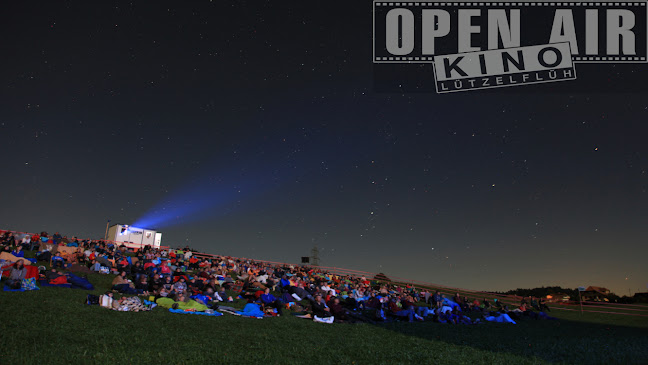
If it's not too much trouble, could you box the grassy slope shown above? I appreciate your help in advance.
[1,268,647,364]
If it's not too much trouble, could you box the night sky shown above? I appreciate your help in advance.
[1,1,647,296]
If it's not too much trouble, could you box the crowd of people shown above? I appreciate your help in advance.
[0,229,556,324]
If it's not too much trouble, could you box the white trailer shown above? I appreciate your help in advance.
[106,224,162,249]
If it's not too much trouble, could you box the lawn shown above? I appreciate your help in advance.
[1,267,646,364]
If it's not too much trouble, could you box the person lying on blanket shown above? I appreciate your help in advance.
[45,269,68,285]
[155,294,208,312]
[3,259,26,289]
[201,287,223,303]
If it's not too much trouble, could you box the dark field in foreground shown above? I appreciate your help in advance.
[1,271,646,365]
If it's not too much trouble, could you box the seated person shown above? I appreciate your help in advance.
[187,277,203,294]
[116,257,130,273]
[161,276,175,296]
[148,273,163,293]
[461,296,471,311]
[329,296,350,318]
[309,293,332,318]
[65,251,78,265]
[50,253,66,269]
[258,287,283,315]
[159,263,171,275]
[173,277,188,295]
[388,297,422,322]
[35,249,52,263]
[453,293,463,306]
[328,296,375,323]
[130,261,145,281]
[74,248,87,265]
[363,292,382,310]
[3,259,27,289]
[135,276,150,295]
[111,271,142,295]
[11,246,25,258]
[320,282,336,296]
[431,291,442,308]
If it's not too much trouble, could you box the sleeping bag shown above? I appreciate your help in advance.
[50,276,69,285]
[66,273,94,290]
[236,303,265,318]
[156,297,208,312]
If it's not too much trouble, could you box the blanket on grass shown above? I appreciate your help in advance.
[3,285,40,292]
[235,303,265,318]
[169,308,223,317]
[0,252,34,265]
[113,296,151,312]
[218,305,264,319]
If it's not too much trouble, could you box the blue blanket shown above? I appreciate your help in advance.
[169,308,223,317]
[3,285,40,292]
[236,303,265,318]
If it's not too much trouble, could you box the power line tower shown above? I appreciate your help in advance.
[310,245,320,267]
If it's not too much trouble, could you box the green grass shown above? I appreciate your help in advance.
[1,267,647,364]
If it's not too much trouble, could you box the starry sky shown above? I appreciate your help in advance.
[1,1,647,296]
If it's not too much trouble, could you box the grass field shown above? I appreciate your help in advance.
[1,265,647,364]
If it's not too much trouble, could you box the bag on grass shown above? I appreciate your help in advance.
[86,294,100,305]
[21,278,38,291]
